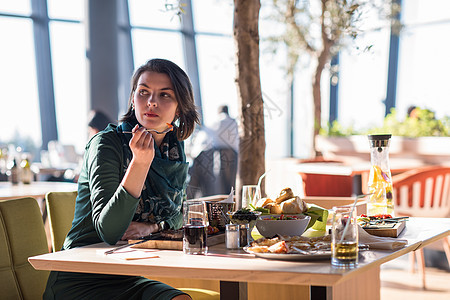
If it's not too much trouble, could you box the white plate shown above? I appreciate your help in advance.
[243,246,331,261]
[244,245,369,261]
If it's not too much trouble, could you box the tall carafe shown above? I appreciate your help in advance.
[367,134,394,216]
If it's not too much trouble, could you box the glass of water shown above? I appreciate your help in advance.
[241,185,261,208]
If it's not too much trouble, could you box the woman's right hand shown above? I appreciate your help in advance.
[121,125,155,198]
[129,125,155,165]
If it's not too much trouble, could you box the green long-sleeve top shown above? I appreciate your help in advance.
[63,125,186,250]
[63,128,138,249]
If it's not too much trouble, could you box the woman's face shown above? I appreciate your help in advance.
[132,71,178,131]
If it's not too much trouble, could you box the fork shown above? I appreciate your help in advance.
[122,124,174,135]
[104,232,162,255]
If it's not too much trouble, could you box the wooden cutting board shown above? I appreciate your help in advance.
[362,221,406,237]
[129,233,225,250]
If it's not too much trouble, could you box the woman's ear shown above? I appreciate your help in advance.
[173,112,180,127]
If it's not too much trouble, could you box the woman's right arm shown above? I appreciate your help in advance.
[87,126,156,245]
[120,125,155,198]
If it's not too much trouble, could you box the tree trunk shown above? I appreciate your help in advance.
[234,0,266,206]
[311,0,333,157]
[312,51,327,157]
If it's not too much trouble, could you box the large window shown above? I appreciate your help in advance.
[195,35,236,126]
[0,16,41,151]
[131,29,185,70]
[128,0,184,69]
[397,0,450,120]
[50,20,87,153]
[1,0,449,163]
[339,28,390,131]
[0,0,87,155]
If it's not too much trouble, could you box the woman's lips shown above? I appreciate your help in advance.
[144,113,158,117]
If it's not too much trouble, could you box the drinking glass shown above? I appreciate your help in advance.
[241,185,261,208]
[331,206,359,268]
[183,200,208,255]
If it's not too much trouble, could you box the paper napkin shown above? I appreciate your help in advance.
[358,225,408,250]
[219,187,234,203]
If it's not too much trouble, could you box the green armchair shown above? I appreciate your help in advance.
[45,191,77,252]
[0,197,49,299]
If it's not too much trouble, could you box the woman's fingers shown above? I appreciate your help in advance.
[130,126,153,148]
[128,126,155,164]
[121,222,157,240]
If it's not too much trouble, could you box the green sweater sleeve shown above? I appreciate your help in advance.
[86,132,140,245]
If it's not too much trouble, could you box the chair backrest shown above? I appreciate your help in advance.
[0,197,50,299]
[45,191,77,252]
[392,166,450,218]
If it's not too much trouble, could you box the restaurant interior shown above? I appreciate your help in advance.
[1,1,449,299]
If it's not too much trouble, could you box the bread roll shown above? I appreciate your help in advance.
[299,198,308,212]
[266,202,282,214]
[280,196,308,214]
[275,188,294,204]
[255,197,274,208]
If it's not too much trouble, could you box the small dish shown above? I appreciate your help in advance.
[227,210,262,233]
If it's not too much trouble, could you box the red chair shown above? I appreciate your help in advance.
[392,166,450,289]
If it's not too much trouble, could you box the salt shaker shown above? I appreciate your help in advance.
[225,224,240,249]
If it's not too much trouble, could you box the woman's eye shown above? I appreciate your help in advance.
[161,92,172,98]
[138,89,148,96]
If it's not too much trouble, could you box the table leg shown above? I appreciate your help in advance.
[310,286,327,300]
[220,281,248,300]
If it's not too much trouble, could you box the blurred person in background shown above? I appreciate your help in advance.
[87,110,115,139]
[187,105,238,198]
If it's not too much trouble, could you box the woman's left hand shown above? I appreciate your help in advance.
[121,221,159,240]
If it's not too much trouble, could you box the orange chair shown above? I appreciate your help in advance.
[392,166,450,289]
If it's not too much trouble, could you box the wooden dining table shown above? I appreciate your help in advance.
[0,181,78,201]
[29,217,450,300]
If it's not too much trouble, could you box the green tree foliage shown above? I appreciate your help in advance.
[370,108,450,137]
[322,107,450,137]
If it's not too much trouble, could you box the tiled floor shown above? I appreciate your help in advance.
[380,253,450,299]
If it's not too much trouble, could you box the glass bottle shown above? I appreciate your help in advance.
[7,157,20,185]
[0,147,8,181]
[20,154,33,184]
[367,134,394,216]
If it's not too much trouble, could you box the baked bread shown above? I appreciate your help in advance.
[275,188,294,204]
[279,196,308,214]
[255,197,274,208]
[266,202,282,214]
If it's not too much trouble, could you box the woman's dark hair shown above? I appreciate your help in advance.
[120,58,200,140]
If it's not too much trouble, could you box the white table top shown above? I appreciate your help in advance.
[29,218,450,287]
[0,181,78,200]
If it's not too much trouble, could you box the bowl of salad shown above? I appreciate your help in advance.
[256,214,311,238]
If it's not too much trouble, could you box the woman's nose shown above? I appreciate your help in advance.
[147,94,157,106]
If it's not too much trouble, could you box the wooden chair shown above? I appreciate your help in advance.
[392,166,450,289]
[0,197,50,299]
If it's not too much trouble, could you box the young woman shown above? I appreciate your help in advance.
[44,59,199,300]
